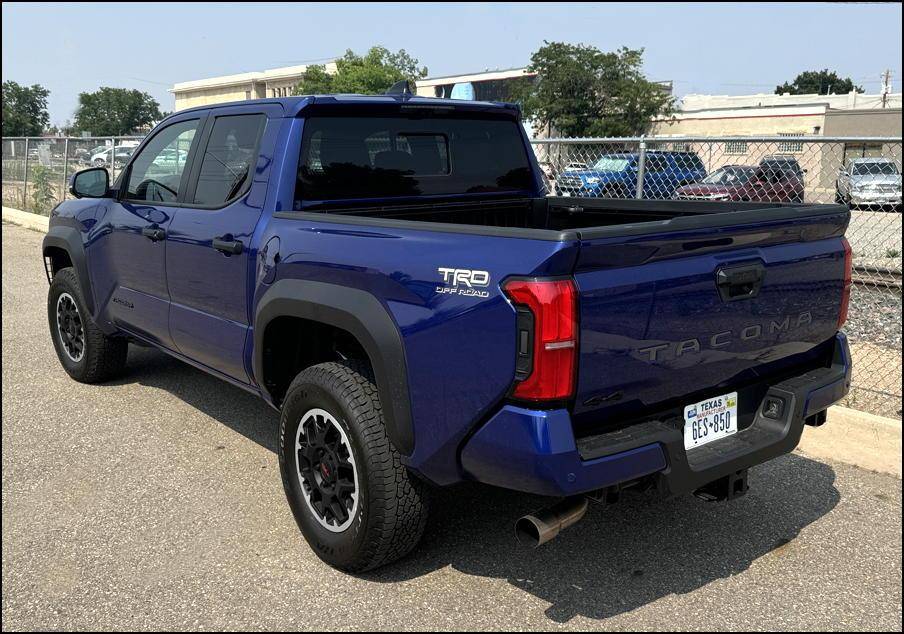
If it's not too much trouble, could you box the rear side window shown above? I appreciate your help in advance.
[645,155,670,172]
[192,114,266,206]
[674,153,704,173]
[297,115,532,202]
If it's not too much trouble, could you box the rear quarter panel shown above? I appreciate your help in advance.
[255,216,578,484]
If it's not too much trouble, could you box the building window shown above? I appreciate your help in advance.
[777,133,804,153]
[245,90,251,100]
[844,143,883,164]
[725,141,748,155]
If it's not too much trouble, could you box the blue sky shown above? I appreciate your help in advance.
[3,2,901,125]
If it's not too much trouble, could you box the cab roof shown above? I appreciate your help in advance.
[173,94,522,118]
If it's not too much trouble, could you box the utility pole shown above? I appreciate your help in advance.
[880,69,892,108]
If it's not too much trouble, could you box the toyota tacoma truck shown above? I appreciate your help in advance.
[43,91,853,572]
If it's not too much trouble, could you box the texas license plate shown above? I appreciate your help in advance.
[683,392,738,450]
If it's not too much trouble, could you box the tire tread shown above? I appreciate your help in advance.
[283,361,429,572]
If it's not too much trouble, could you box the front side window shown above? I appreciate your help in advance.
[192,114,266,205]
[126,119,199,203]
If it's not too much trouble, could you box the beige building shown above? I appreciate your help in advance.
[414,67,536,100]
[650,92,902,202]
[652,90,902,137]
[170,62,338,111]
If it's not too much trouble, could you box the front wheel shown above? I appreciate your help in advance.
[47,267,128,382]
[278,361,430,572]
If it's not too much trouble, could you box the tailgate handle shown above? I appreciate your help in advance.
[716,264,765,302]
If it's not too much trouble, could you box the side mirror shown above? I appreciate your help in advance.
[70,167,110,198]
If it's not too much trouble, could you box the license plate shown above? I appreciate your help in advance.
[683,392,738,450]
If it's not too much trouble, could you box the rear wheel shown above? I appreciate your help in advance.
[278,361,430,572]
[47,267,128,382]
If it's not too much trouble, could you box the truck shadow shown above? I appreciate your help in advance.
[373,457,839,623]
[116,347,840,625]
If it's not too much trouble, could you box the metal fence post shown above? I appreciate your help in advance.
[635,135,646,199]
[22,137,30,209]
[62,137,70,202]
[110,137,116,180]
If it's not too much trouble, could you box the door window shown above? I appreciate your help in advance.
[192,114,266,205]
[126,119,199,203]
[644,155,669,173]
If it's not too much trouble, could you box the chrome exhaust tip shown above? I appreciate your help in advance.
[515,497,589,548]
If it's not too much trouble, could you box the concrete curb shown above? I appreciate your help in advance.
[2,206,901,477]
[797,405,902,477]
[2,206,49,232]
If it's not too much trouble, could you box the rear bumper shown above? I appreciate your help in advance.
[460,333,851,497]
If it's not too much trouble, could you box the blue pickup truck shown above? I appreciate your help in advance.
[43,93,853,572]
[556,150,707,199]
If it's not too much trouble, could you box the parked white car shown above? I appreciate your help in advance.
[836,158,902,209]
[90,146,134,168]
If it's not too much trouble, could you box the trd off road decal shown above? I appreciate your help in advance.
[436,267,491,298]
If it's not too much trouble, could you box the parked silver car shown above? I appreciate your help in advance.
[836,158,902,209]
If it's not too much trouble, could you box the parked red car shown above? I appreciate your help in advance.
[674,164,804,203]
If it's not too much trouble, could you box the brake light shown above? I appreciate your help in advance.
[503,278,577,401]
[838,237,852,329]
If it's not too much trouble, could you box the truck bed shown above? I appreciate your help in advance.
[292,196,847,240]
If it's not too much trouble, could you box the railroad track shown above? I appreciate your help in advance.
[853,266,902,289]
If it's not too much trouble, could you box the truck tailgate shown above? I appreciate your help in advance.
[571,207,849,426]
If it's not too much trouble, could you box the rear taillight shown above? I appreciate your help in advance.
[838,237,852,329]
[502,278,577,402]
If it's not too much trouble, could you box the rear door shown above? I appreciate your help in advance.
[640,154,672,199]
[569,206,849,425]
[164,105,278,383]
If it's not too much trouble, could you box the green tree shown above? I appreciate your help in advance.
[2,81,50,136]
[294,46,427,95]
[775,70,863,95]
[512,42,673,138]
[73,87,163,136]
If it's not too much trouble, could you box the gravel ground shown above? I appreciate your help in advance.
[2,223,902,631]
[845,286,902,351]
[843,286,903,417]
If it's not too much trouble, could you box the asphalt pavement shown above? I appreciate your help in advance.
[2,222,901,631]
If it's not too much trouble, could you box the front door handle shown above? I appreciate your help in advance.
[213,236,244,255]
[141,225,166,241]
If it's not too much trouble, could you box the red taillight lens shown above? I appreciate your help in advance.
[503,278,577,401]
[838,237,852,329]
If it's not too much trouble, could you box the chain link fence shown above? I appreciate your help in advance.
[2,136,144,215]
[2,134,901,417]
[533,135,902,418]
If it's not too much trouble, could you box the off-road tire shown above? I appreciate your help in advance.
[47,267,128,383]
[278,361,430,572]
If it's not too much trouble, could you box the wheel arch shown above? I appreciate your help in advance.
[254,279,414,456]
[42,225,95,316]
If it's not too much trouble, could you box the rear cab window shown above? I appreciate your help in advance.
[295,115,533,206]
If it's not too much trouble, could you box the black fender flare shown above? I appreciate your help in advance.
[42,224,96,316]
[253,279,414,456]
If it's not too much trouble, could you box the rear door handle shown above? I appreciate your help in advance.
[141,225,166,241]
[213,236,243,255]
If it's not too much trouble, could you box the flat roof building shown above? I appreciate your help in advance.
[170,62,338,111]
